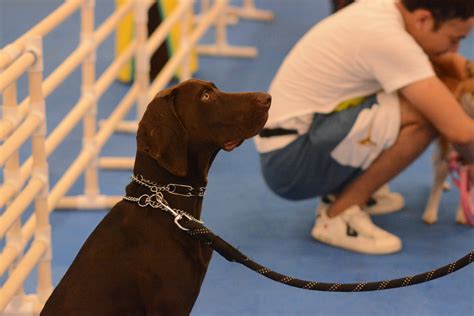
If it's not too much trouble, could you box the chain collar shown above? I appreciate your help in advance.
[129,174,206,197]
[123,174,205,231]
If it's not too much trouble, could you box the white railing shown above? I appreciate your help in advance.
[0,0,273,314]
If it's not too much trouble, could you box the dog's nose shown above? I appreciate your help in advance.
[256,93,271,109]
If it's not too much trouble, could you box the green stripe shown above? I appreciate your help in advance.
[333,96,367,112]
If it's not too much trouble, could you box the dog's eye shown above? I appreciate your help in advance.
[201,90,211,101]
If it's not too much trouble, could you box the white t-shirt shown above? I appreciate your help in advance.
[255,0,435,153]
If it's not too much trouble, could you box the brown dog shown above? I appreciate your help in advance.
[422,75,474,225]
[40,79,271,315]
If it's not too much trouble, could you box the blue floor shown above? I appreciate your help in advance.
[1,1,473,315]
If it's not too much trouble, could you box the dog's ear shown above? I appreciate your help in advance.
[137,87,189,177]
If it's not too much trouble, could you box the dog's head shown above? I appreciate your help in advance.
[137,79,271,177]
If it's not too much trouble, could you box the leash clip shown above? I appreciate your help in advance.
[172,210,203,231]
[157,200,204,231]
[174,214,189,231]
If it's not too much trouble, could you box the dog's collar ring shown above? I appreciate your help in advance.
[137,192,166,208]
[137,194,150,208]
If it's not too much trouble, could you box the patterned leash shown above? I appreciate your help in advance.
[448,153,474,226]
[124,175,474,292]
[182,218,473,292]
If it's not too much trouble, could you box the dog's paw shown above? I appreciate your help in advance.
[422,211,438,225]
[455,207,468,225]
[442,181,451,191]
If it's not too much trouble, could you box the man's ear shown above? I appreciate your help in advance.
[136,87,189,177]
[413,9,435,31]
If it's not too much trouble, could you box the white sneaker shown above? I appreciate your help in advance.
[365,184,405,215]
[311,203,402,255]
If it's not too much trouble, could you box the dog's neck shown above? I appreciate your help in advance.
[132,150,210,186]
[125,151,213,220]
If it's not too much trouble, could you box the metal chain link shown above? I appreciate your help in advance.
[130,174,206,197]
[123,175,204,231]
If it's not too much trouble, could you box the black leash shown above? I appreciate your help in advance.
[181,218,473,292]
[124,175,474,292]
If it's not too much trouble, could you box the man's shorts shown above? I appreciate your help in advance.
[259,92,400,200]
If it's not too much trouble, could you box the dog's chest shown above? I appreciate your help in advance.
[116,201,212,262]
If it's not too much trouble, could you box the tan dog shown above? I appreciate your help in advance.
[422,75,474,225]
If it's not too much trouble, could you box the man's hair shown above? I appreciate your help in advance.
[331,0,354,13]
[402,0,474,25]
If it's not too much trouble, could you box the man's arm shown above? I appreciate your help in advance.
[400,76,474,145]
